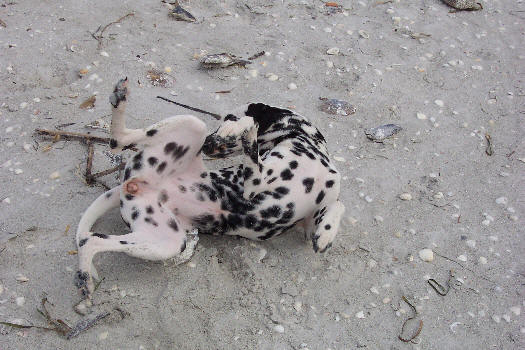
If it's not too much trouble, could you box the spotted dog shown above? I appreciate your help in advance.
[75,78,345,300]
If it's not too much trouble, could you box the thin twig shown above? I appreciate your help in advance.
[85,141,95,184]
[433,250,495,284]
[66,312,110,339]
[157,96,222,120]
[485,133,494,156]
[90,163,126,179]
[398,296,423,343]
[38,297,72,336]
[427,270,453,296]
[91,13,134,49]
[35,129,110,144]
[247,51,265,60]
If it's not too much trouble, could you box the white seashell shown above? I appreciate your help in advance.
[399,193,412,201]
[418,249,434,262]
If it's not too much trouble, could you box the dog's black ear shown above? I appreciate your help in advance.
[244,103,293,134]
[224,114,238,121]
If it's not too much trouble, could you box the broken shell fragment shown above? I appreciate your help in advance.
[441,0,482,10]
[364,124,402,142]
[319,98,356,116]
[200,53,251,69]
[169,1,196,22]
[79,95,96,109]
[146,69,173,88]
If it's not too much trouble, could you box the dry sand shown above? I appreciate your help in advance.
[0,0,524,349]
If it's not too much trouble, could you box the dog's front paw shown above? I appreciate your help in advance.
[109,77,128,108]
[216,116,253,138]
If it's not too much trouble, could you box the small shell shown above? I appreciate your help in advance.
[419,248,434,262]
[170,1,196,22]
[364,124,402,142]
[441,0,482,10]
[200,53,250,69]
[319,98,356,116]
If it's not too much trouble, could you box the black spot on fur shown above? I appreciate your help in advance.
[280,168,294,181]
[267,169,273,176]
[270,151,284,159]
[123,168,131,181]
[325,224,331,230]
[302,177,314,193]
[329,169,337,174]
[200,172,208,178]
[267,177,277,184]
[131,209,139,220]
[289,160,298,169]
[78,238,88,247]
[125,194,134,201]
[133,161,142,170]
[120,240,128,244]
[244,214,258,228]
[146,205,154,214]
[146,129,158,137]
[109,139,118,149]
[260,205,282,218]
[133,151,143,163]
[224,114,238,121]
[148,157,158,166]
[92,232,108,239]
[159,190,168,203]
[164,142,177,154]
[120,200,123,208]
[179,185,187,193]
[326,180,335,188]
[157,161,167,173]
[316,191,325,204]
[122,143,136,151]
[253,178,261,185]
[275,187,290,195]
[198,183,217,202]
[168,219,179,231]
[243,167,254,180]
[145,217,159,227]
[105,192,112,198]
[172,144,189,161]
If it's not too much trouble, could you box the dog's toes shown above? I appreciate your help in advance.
[311,234,333,253]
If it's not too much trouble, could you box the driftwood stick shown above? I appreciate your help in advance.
[90,163,126,179]
[35,129,111,144]
[92,13,134,49]
[156,96,222,120]
[85,141,95,184]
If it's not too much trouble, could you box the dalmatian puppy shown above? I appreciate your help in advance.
[75,78,345,300]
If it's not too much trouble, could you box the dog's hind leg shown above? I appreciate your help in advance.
[76,214,188,299]
[76,186,120,246]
